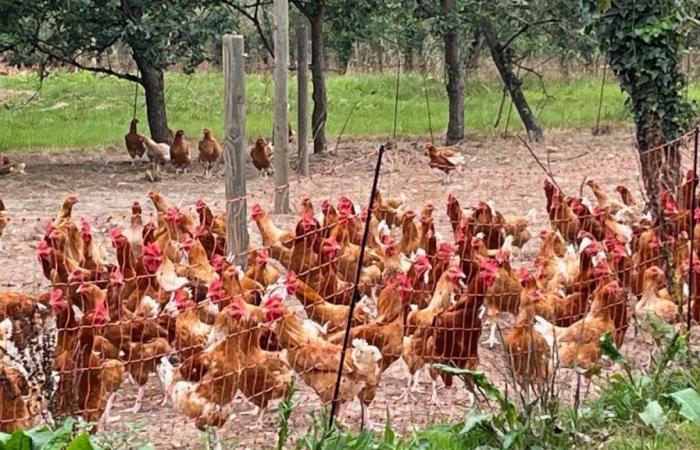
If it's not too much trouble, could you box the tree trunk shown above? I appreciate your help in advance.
[481,19,544,143]
[637,112,681,211]
[404,48,414,73]
[134,55,171,144]
[309,7,327,153]
[297,20,309,176]
[442,0,464,145]
[376,39,384,73]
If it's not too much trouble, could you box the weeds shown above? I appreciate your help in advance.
[277,379,296,450]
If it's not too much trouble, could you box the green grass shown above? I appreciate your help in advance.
[2,69,699,151]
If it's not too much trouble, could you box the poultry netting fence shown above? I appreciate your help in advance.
[0,130,699,448]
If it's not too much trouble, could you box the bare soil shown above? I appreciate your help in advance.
[0,128,695,449]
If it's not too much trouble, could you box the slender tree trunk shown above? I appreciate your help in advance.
[377,38,384,73]
[404,48,414,73]
[482,19,543,142]
[309,6,327,153]
[442,0,464,145]
[133,55,171,144]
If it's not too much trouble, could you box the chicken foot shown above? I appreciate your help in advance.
[396,373,418,402]
[238,403,266,430]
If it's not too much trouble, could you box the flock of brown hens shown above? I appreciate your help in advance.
[124,120,290,179]
[0,137,697,446]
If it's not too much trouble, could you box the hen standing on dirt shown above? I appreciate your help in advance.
[250,137,274,178]
[424,143,464,184]
[125,119,146,165]
[170,130,192,174]
[198,128,222,177]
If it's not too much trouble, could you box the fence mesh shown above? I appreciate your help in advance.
[0,129,698,447]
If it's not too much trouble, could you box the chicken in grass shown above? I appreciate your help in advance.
[140,135,171,172]
[424,143,464,184]
[125,118,147,165]
[198,128,222,177]
[170,129,192,174]
[250,137,274,178]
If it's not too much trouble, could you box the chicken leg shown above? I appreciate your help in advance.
[485,322,499,348]
[397,373,416,402]
[99,392,121,428]
[360,402,377,431]
[246,407,266,431]
[429,378,441,406]
[129,385,145,414]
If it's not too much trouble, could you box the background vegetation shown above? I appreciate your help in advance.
[0,69,646,151]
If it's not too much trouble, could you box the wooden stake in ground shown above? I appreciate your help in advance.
[222,34,248,265]
[273,0,290,214]
[297,20,309,176]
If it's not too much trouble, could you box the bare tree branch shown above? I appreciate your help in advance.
[500,18,559,51]
[33,38,141,83]
[220,0,275,57]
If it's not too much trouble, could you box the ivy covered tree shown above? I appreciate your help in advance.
[1,0,233,143]
[582,0,696,200]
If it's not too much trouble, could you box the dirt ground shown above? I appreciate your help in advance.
[0,128,697,449]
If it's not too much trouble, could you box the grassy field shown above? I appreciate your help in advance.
[0,69,645,151]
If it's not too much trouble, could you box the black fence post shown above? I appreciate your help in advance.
[328,144,385,429]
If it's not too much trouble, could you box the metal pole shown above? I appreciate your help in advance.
[594,64,608,134]
[687,127,699,331]
[328,144,385,429]
[392,60,401,139]
[422,67,434,144]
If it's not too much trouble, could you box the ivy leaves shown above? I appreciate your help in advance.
[581,0,695,148]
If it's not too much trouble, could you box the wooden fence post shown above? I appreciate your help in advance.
[297,20,309,176]
[222,34,249,264]
[273,0,291,214]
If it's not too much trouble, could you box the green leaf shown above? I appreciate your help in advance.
[432,365,501,400]
[459,411,493,435]
[599,332,624,364]
[503,430,519,449]
[3,431,31,450]
[38,418,76,450]
[639,400,666,432]
[668,389,700,425]
[66,434,93,450]
[383,409,395,444]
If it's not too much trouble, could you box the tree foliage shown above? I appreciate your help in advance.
[2,0,233,79]
[582,0,695,148]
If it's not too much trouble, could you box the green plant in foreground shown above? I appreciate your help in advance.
[277,379,296,450]
[291,326,700,450]
[0,418,92,450]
